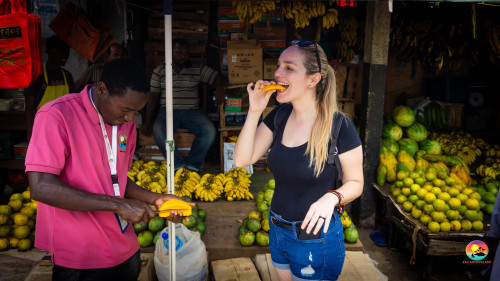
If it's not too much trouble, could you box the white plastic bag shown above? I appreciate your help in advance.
[154,224,208,281]
[223,142,253,174]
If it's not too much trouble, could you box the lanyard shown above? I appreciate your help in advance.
[90,88,121,197]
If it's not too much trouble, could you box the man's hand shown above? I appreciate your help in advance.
[115,198,156,224]
[153,194,196,223]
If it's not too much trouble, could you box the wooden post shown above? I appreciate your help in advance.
[351,0,391,228]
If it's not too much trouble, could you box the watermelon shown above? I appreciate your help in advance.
[419,139,441,155]
[392,105,415,127]
[383,113,394,125]
[397,138,419,157]
[406,123,428,142]
[381,139,399,155]
[382,123,403,141]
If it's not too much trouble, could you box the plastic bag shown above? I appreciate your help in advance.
[154,224,208,281]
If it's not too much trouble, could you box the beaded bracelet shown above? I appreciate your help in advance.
[328,190,345,214]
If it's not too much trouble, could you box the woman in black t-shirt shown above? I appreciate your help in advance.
[234,40,364,281]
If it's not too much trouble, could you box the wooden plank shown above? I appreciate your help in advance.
[254,254,271,281]
[173,11,209,22]
[265,254,279,281]
[338,254,358,281]
[211,258,261,281]
[343,251,384,281]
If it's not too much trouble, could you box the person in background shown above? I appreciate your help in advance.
[141,38,226,172]
[74,43,126,92]
[486,188,500,280]
[25,35,75,141]
[26,58,193,281]
[234,40,364,281]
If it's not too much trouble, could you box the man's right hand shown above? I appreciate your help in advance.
[140,123,152,136]
[116,198,155,224]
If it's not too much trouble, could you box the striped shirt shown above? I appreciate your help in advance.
[150,63,218,109]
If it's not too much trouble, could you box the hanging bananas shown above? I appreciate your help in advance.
[322,8,338,30]
[335,14,359,63]
[233,0,276,25]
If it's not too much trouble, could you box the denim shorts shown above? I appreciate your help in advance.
[268,209,346,281]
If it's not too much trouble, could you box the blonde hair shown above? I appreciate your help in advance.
[292,42,341,177]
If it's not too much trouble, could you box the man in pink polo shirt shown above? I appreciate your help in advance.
[25,58,191,281]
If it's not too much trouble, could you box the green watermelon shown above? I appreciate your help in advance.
[406,123,428,142]
[419,139,441,155]
[382,123,403,141]
[381,139,399,155]
[383,113,394,125]
[392,105,415,127]
[397,138,419,157]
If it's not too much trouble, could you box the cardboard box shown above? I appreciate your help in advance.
[227,40,263,84]
[225,97,242,111]
[13,141,27,159]
[263,59,278,79]
[253,22,286,40]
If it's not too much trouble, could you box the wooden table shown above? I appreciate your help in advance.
[373,184,490,280]
[198,200,364,263]
[142,199,364,263]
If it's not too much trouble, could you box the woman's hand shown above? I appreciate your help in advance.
[153,194,196,223]
[301,193,339,235]
[247,80,275,114]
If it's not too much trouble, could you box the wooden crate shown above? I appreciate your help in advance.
[211,257,261,281]
[24,254,157,281]
[139,129,195,158]
[439,101,464,129]
[254,252,385,281]
[174,129,195,158]
[338,98,355,121]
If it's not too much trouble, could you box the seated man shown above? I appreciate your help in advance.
[74,43,126,92]
[141,38,225,172]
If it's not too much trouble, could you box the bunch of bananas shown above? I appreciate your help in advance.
[486,23,500,66]
[486,146,500,158]
[336,15,359,63]
[233,0,276,24]
[173,168,201,198]
[194,173,226,202]
[128,160,167,193]
[224,168,253,201]
[476,164,500,179]
[322,8,338,30]
[457,146,482,166]
[432,132,488,166]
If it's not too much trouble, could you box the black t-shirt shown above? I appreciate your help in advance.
[263,104,362,221]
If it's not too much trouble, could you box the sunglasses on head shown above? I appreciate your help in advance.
[288,40,322,73]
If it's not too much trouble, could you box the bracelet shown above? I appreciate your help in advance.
[328,190,345,214]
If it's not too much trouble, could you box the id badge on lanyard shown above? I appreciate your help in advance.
[91,89,129,233]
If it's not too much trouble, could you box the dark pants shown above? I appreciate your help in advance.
[52,250,141,281]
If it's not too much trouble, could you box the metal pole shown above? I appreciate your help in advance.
[164,1,176,281]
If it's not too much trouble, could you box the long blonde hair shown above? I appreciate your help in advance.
[291,41,341,177]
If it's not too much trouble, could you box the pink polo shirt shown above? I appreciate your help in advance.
[25,85,139,269]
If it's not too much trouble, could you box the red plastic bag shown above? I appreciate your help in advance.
[0,0,41,88]
[49,2,114,63]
